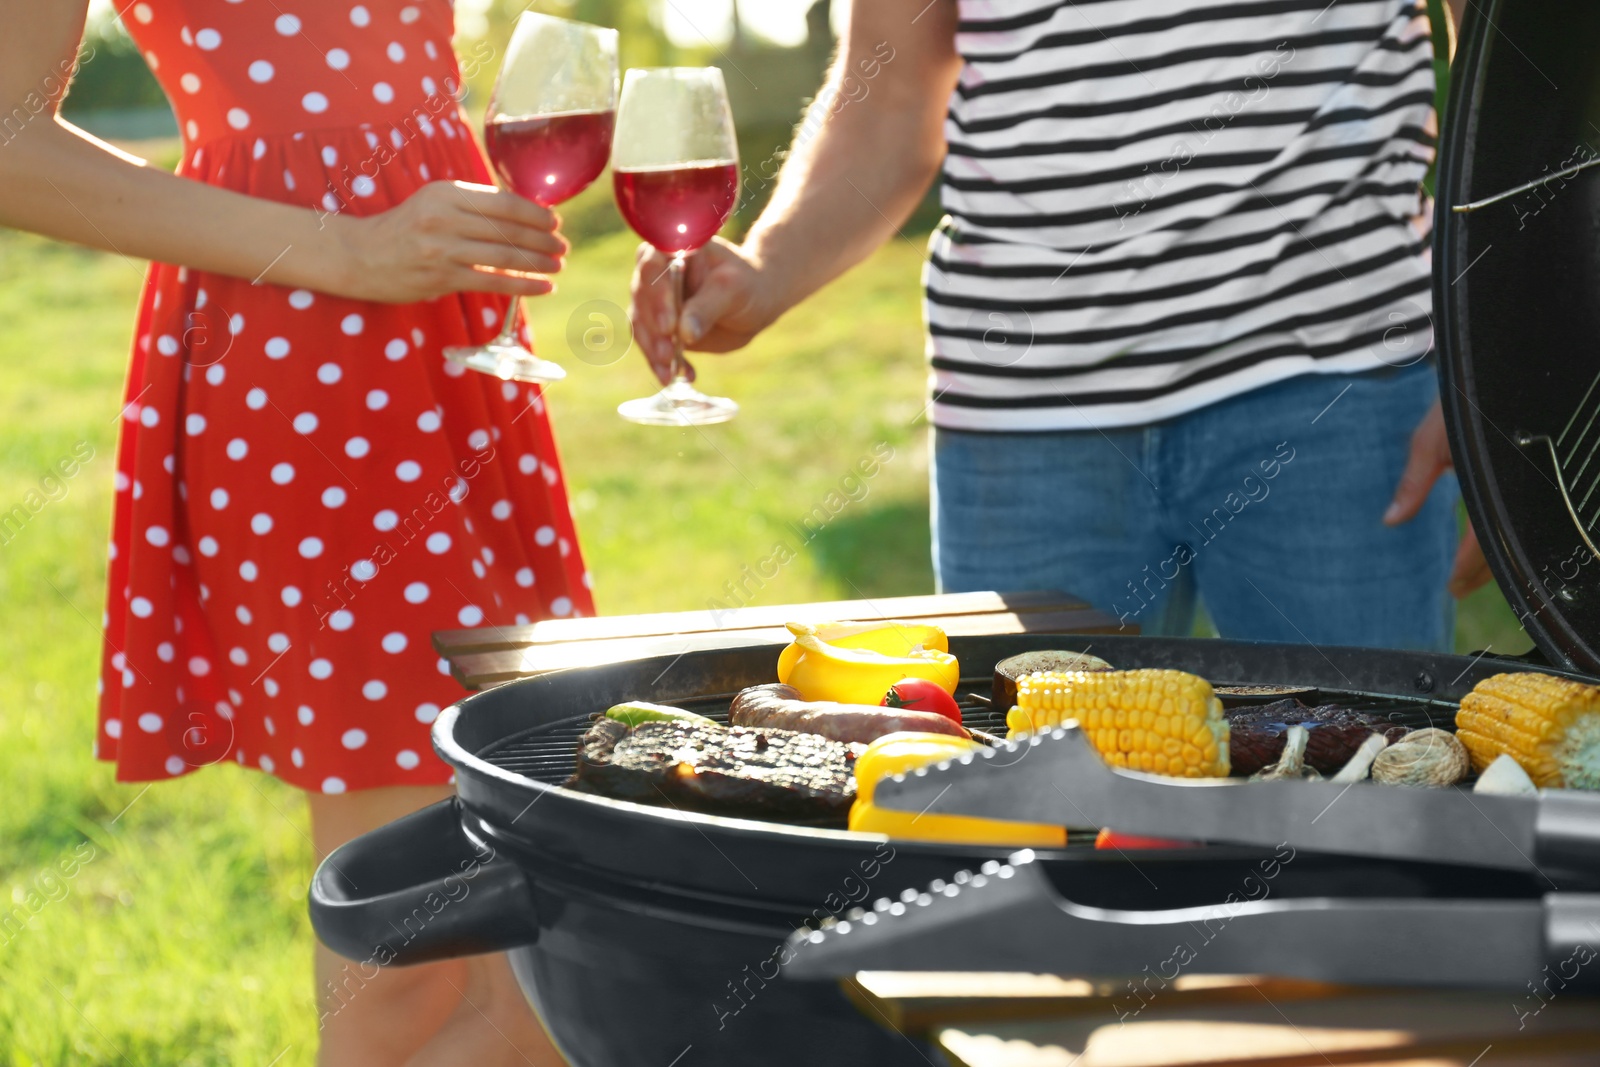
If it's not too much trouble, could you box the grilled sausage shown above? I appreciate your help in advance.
[729,684,968,745]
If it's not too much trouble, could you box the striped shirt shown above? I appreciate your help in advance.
[925,0,1438,431]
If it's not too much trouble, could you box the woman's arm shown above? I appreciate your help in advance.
[627,0,962,381]
[0,1,564,304]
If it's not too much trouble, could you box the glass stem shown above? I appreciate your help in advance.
[494,296,525,349]
[667,252,690,387]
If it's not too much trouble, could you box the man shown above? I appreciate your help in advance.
[631,0,1487,648]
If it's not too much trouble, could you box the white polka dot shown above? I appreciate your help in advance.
[350,4,370,25]
[296,704,314,726]
[552,596,574,617]
[302,91,329,114]
[322,777,347,794]
[130,596,154,618]
[384,338,408,360]
[363,677,389,701]
[239,560,259,581]
[182,413,204,436]
[417,410,441,432]
[386,41,407,63]
[106,718,123,739]
[372,81,395,104]
[329,609,354,631]
[322,486,347,508]
[326,47,350,71]
[515,567,535,588]
[199,536,219,557]
[401,5,421,22]
[166,756,186,776]
[252,138,267,160]
[491,499,512,520]
[415,702,440,724]
[395,749,421,769]
[317,363,343,384]
[345,437,370,459]
[403,582,429,604]
[246,387,268,410]
[381,632,408,653]
[210,487,229,509]
[321,146,338,167]
[257,753,276,774]
[467,429,490,451]
[284,169,297,191]
[373,510,399,532]
[425,532,451,554]
[458,605,484,626]
[265,336,290,359]
[139,712,163,733]
[133,2,153,21]
[249,60,274,83]
[269,633,291,654]
[288,289,314,310]
[229,647,249,666]
[519,454,539,475]
[185,119,198,140]
[227,440,250,464]
[235,605,252,626]
[534,525,556,546]
[447,478,468,504]
[340,313,364,336]
[180,72,202,94]
[263,677,280,698]
[271,462,295,485]
[188,655,212,677]
[251,512,273,535]
[140,406,160,427]
[195,26,222,49]
[293,412,318,434]
[366,389,389,410]
[205,364,225,386]
[282,586,302,607]
[351,175,376,197]
[395,460,422,482]
[146,525,170,547]
[309,658,333,680]
[227,108,251,130]
[275,13,301,34]
[291,747,305,767]
[157,641,176,663]
[351,559,378,581]
[343,728,368,750]
[299,536,324,559]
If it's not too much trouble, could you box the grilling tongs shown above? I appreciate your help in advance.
[781,727,1600,990]
[872,724,1600,873]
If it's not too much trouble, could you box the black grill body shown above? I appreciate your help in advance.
[309,636,1589,1067]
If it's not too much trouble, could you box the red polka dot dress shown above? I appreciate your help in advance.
[97,0,595,793]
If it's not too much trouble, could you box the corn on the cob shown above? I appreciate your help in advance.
[1455,672,1600,790]
[1006,669,1230,778]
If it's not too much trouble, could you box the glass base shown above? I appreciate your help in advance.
[617,380,738,426]
[444,340,567,384]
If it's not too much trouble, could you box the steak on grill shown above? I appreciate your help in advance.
[569,717,856,824]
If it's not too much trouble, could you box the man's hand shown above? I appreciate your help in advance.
[628,237,777,386]
[1386,399,1492,597]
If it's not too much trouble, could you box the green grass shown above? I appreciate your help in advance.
[0,215,1530,1063]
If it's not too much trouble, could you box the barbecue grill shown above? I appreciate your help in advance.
[309,4,1600,1065]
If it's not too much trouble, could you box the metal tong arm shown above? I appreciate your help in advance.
[872,726,1600,873]
[783,854,1600,990]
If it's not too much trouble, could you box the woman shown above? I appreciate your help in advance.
[1,3,584,1063]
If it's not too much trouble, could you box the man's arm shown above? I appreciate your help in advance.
[628,0,961,382]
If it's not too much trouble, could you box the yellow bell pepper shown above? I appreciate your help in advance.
[778,622,958,705]
[849,732,1067,848]
[776,620,950,682]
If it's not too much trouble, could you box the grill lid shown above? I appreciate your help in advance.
[1436,0,1600,672]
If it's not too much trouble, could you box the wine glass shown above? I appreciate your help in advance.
[612,68,740,426]
[444,12,618,384]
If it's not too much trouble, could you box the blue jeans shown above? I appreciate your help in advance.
[931,364,1458,651]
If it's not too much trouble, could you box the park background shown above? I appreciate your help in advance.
[0,0,1517,1061]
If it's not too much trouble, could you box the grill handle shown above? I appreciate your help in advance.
[784,854,1599,991]
[309,797,540,966]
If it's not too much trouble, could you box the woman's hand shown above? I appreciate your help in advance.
[333,181,567,304]
[629,237,780,385]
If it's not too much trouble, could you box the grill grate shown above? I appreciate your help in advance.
[477,681,1458,787]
